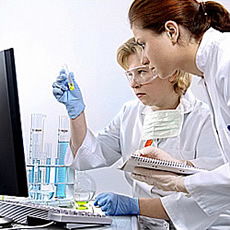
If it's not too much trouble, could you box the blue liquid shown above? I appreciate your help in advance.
[37,160,42,199]
[31,163,35,184]
[55,141,68,198]
[46,158,51,184]
[55,158,59,185]
[28,169,33,183]
[29,185,55,200]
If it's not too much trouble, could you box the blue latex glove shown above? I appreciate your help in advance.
[94,192,139,216]
[52,69,85,119]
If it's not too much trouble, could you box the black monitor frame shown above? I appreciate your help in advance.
[0,48,28,197]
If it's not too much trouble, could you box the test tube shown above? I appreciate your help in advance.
[33,158,41,199]
[39,153,46,185]
[44,143,52,184]
[63,64,74,91]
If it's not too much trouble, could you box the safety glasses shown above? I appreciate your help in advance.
[125,65,158,84]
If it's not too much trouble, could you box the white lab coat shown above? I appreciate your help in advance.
[163,28,230,230]
[65,89,226,229]
[182,28,230,225]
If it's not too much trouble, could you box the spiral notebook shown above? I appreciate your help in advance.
[119,155,207,175]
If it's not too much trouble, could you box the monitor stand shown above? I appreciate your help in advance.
[0,216,13,227]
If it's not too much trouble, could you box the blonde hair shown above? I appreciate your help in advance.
[170,70,192,96]
[117,37,142,70]
[117,38,191,95]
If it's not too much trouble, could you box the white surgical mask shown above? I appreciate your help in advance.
[141,109,184,139]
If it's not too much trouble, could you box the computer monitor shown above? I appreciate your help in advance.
[0,48,28,197]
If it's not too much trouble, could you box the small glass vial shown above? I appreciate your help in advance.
[74,171,96,210]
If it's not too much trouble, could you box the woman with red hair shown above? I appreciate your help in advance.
[128,0,230,229]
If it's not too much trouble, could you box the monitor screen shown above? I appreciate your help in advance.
[0,48,28,197]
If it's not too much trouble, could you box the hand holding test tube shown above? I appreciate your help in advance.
[63,64,75,91]
[53,65,85,119]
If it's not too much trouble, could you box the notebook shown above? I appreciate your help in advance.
[119,155,207,175]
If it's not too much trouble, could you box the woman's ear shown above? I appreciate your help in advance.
[165,21,179,44]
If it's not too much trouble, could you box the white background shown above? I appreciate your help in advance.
[0,0,229,196]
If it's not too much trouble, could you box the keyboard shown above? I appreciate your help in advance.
[0,199,112,227]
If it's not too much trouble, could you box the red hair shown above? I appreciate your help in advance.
[129,0,230,41]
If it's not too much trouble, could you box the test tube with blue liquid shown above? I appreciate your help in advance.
[39,150,55,201]
[45,143,52,184]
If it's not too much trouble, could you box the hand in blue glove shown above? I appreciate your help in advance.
[94,192,139,216]
[52,69,85,119]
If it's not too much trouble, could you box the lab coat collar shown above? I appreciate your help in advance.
[196,27,221,73]
[141,89,195,115]
[195,75,204,86]
[177,89,196,114]
[141,103,149,115]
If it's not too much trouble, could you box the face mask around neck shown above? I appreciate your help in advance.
[141,109,184,140]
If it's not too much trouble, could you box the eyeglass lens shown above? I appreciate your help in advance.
[125,66,157,84]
